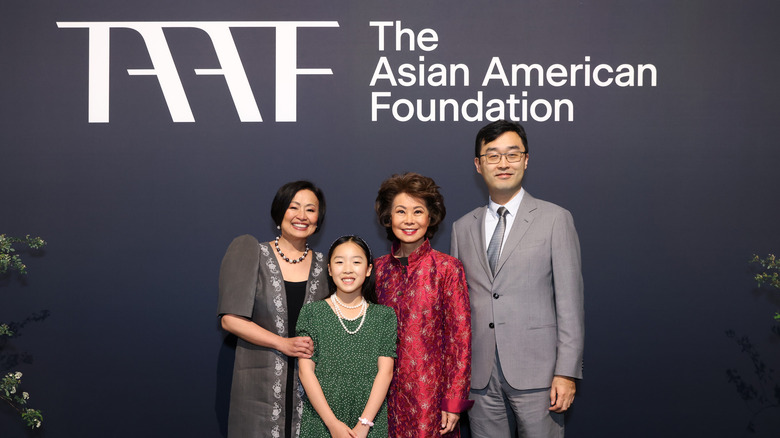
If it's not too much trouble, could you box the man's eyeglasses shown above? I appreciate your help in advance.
[479,151,527,164]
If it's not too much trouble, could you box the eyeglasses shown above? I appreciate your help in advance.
[479,151,527,164]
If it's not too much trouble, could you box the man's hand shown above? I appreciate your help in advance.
[549,375,576,413]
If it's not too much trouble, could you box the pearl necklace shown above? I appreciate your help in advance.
[332,295,367,335]
[332,294,365,309]
[274,236,309,264]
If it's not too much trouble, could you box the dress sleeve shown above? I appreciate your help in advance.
[441,258,475,413]
[296,302,319,363]
[217,235,260,319]
[378,306,398,359]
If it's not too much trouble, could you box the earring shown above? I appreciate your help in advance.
[277,225,281,230]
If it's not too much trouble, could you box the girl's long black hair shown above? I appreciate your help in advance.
[326,235,378,304]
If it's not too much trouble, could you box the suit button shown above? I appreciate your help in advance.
[493,293,499,299]
[489,323,494,329]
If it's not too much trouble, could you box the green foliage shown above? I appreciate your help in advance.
[751,254,780,320]
[22,407,43,429]
[1,234,46,340]
[725,255,780,433]
[0,234,46,276]
[752,254,780,289]
[725,330,780,434]
[1,234,46,428]
[1,372,42,428]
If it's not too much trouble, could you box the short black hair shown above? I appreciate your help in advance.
[326,235,377,304]
[474,120,529,158]
[270,181,326,234]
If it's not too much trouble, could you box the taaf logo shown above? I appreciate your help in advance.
[57,21,339,123]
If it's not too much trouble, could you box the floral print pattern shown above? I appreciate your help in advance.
[375,239,473,437]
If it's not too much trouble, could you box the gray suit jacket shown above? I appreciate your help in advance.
[451,192,584,390]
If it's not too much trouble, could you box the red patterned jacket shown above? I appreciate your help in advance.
[375,239,473,437]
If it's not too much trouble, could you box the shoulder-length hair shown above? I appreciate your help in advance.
[375,172,445,242]
[270,180,326,233]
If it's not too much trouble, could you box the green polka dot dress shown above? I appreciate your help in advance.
[297,299,397,437]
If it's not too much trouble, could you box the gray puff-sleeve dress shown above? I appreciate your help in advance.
[218,234,329,438]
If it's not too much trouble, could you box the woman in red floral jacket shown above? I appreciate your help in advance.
[374,172,473,437]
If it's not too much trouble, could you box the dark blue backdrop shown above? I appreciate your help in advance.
[2,1,780,437]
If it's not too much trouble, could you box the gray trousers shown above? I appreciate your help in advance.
[469,350,564,438]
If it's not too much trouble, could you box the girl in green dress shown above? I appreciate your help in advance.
[297,236,397,438]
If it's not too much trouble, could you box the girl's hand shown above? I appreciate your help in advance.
[352,422,370,438]
[279,336,313,358]
[440,411,460,435]
[326,420,357,438]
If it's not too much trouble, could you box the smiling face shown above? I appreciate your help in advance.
[474,131,529,205]
[280,189,319,240]
[390,192,430,253]
[328,241,372,296]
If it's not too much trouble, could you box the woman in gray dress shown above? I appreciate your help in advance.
[218,181,329,438]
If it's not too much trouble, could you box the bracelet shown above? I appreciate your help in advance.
[359,417,374,427]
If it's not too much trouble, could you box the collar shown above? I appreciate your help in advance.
[390,238,432,265]
[488,188,525,218]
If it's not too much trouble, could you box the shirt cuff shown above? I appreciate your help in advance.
[441,398,475,413]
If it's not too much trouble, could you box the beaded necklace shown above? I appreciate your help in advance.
[274,236,309,264]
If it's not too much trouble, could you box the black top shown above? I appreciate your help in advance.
[284,280,307,438]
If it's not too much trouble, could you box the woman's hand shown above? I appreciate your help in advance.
[440,411,460,435]
[223,314,309,356]
[278,336,313,358]
[326,420,357,438]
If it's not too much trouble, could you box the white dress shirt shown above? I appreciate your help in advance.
[484,188,525,255]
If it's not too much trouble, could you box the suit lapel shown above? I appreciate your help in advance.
[494,193,537,276]
[467,206,493,280]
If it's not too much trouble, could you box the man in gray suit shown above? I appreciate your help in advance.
[451,120,584,438]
